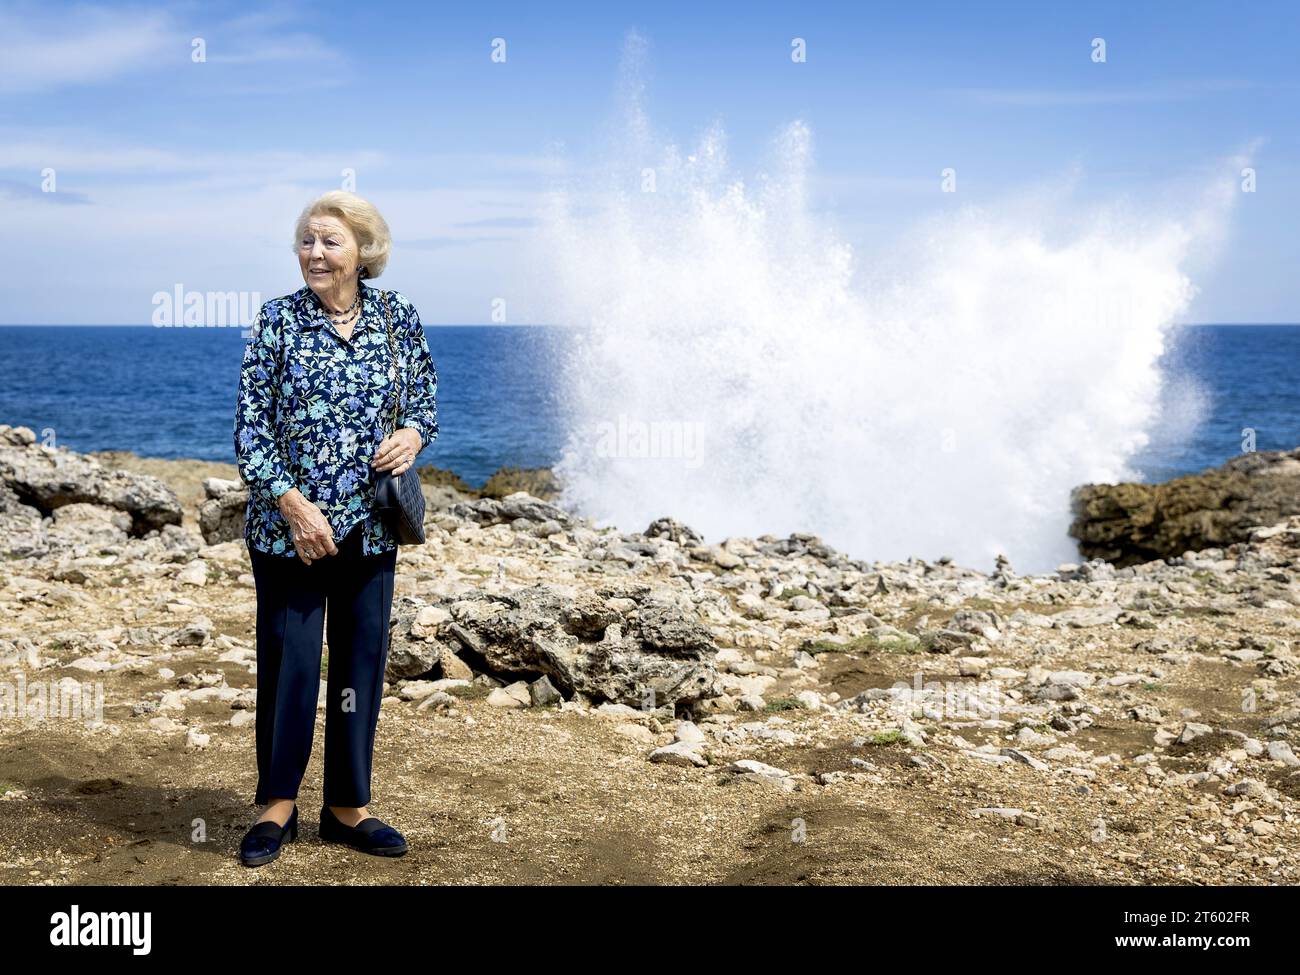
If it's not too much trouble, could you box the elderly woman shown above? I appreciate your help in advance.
[232,190,438,867]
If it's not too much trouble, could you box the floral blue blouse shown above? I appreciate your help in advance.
[234,280,438,557]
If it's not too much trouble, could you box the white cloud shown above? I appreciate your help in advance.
[0,4,175,94]
[0,1,348,96]
[0,135,565,323]
[0,126,568,188]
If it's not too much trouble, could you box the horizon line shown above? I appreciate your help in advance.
[1,321,1299,328]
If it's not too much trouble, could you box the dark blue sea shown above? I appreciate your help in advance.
[0,323,1295,488]
[0,323,566,488]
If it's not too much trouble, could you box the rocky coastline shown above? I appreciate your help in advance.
[1,424,1298,885]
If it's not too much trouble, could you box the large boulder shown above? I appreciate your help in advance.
[0,477,47,558]
[385,597,452,680]
[0,425,182,536]
[48,502,133,547]
[448,491,574,531]
[421,583,720,712]
[1069,447,1300,565]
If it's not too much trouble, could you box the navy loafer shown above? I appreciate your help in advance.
[239,804,298,867]
[319,805,409,856]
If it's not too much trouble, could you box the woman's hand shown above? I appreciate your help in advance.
[371,427,422,477]
[277,490,338,565]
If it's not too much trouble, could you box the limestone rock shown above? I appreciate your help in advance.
[0,440,182,535]
[435,584,719,711]
[1069,447,1300,565]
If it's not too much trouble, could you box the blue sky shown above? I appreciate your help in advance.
[1,0,1297,324]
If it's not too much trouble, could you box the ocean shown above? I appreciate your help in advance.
[1128,324,1300,481]
[1,323,1295,483]
[0,321,1296,567]
[0,322,566,488]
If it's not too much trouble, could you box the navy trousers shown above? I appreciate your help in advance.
[248,524,397,807]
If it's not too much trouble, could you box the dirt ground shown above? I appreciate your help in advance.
[2,608,1296,886]
[1,455,1297,885]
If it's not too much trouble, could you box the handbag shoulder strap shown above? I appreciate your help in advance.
[378,287,404,437]
[271,306,291,463]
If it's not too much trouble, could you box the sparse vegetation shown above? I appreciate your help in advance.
[916,632,943,653]
[445,683,493,700]
[763,697,805,712]
[867,730,905,746]
[803,631,921,656]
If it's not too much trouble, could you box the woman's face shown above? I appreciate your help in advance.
[298,214,360,297]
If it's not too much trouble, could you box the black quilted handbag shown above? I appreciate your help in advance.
[374,288,427,544]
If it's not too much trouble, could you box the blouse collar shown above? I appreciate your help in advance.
[292,280,376,335]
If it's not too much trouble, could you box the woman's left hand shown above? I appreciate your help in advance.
[371,427,423,477]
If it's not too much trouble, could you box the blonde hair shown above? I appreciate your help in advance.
[293,190,392,280]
